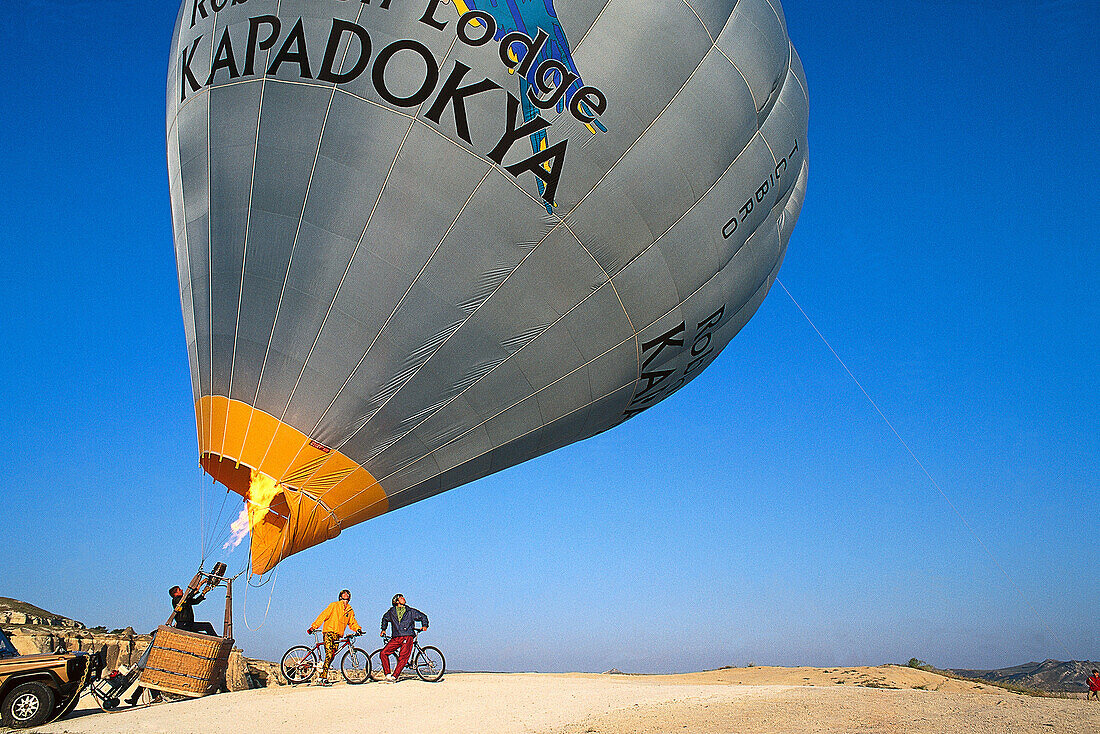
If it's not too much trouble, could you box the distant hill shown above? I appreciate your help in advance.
[948,660,1099,693]
[0,596,84,628]
[1,595,151,670]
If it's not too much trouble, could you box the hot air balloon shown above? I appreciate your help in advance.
[168,0,808,574]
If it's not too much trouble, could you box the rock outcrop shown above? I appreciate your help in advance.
[227,648,250,691]
[5,625,153,670]
[227,649,286,690]
[244,657,284,688]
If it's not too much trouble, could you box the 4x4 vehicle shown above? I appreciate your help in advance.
[0,626,104,729]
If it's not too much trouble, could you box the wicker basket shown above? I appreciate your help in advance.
[139,625,233,697]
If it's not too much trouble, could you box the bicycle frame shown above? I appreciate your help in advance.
[307,632,357,657]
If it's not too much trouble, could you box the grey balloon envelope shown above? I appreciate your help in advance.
[168,0,808,573]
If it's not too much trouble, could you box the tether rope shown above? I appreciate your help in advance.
[242,548,278,632]
[775,277,1072,659]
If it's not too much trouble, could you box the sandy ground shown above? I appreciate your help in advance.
[30,666,1100,734]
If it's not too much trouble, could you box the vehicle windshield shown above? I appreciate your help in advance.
[0,628,18,658]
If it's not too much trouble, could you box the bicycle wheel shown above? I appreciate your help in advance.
[415,646,446,682]
[367,649,388,681]
[281,645,319,684]
[341,647,371,684]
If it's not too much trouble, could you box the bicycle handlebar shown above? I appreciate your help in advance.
[309,630,363,640]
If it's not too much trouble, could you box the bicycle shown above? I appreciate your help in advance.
[280,631,370,685]
[369,631,445,682]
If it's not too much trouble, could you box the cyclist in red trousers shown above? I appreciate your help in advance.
[378,594,428,682]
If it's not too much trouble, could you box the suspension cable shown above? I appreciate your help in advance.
[200,461,206,562]
[203,482,233,562]
[775,277,1072,659]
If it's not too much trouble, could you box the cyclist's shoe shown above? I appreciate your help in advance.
[382,674,396,683]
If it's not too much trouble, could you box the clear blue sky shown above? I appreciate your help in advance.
[2,1,1096,671]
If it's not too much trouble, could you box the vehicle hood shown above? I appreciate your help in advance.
[0,653,72,665]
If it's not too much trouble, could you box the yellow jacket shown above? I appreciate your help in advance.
[312,601,361,636]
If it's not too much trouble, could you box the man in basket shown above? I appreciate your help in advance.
[308,589,363,684]
[170,584,218,636]
[378,594,429,682]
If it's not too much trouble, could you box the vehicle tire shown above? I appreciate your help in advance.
[280,645,319,684]
[2,681,56,729]
[415,646,446,682]
[340,647,371,684]
[367,648,390,681]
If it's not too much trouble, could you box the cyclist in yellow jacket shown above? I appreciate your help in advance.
[308,589,363,682]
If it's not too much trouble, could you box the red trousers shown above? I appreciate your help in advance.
[380,636,415,677]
